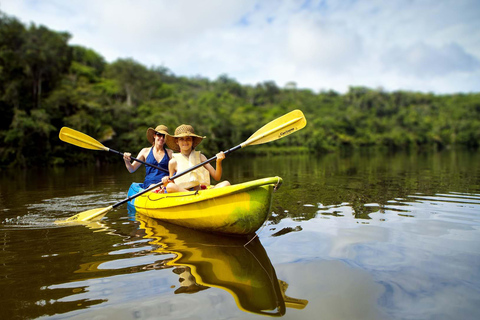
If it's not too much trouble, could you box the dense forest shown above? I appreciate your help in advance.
[1,11,479,168]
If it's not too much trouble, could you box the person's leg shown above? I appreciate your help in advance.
[213,181,231,188]
[166,182,189,193]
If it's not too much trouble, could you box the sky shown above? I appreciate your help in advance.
[1,0,480,94]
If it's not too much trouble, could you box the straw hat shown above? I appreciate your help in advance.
[165,124,206,152]
[146,125,169,144]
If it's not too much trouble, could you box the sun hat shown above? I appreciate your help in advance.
[146,125,169,144]
[165,124,206,152]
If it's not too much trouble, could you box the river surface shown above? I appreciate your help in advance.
[1,151,480,319]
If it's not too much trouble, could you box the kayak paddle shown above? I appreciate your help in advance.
[56,109,307,223]
[59,127,169,173]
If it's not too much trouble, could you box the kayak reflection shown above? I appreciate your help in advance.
[136,214,308,316]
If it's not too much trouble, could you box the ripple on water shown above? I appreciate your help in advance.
[264,190,480,319]
[305,192,480,226]
[1,191,127,229]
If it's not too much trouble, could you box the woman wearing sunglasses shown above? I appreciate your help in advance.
[123,125,173,188]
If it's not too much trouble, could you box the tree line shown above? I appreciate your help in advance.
[1,11,479,168]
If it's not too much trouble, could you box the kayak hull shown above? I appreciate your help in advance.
[128,177,282,235]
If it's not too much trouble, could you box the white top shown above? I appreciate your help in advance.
[172,151,210,189]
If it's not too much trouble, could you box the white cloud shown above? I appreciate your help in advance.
[286,14,364,73]
[383,42,480,78]
[1,0,479,93]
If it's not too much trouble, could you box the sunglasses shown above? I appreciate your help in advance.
[155,132,165,138]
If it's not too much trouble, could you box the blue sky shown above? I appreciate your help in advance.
[1,0,479,93]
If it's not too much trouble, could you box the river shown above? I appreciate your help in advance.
[1,150,480,319]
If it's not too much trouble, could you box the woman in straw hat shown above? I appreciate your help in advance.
[162,124,230,193]
[123,125,173,188]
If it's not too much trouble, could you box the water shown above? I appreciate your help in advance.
[1,151,480,319]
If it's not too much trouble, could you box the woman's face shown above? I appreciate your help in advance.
[154,132,165,147]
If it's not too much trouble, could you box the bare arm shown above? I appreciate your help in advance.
[123,148,150,173]
[162,158,177,185]
[202,152,225,181]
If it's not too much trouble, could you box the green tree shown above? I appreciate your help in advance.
[21,23,72,110]
[0,12,26,131]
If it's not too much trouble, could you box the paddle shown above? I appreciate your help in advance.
[59,127,168,173]
[56,109,307,223]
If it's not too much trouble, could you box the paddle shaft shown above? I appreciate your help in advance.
[169,145,240,181]
[59,127,169,173]
[165,114,304,182]
[58,110,306,223]
[112,144,243,209]
[120,112,306,204]
[108,148,169,173]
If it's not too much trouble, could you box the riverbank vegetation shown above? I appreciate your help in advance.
[1,11,479,167]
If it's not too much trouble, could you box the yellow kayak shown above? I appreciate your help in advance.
[127,177,283,235]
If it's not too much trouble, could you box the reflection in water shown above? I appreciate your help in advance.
[172,266,209,294]
[136,214,308,316]
[262,190,480,319]
[3,151,478,319]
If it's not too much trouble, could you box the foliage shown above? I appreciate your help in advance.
[0,11,479,167]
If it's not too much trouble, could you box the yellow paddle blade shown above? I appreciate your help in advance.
[242,109,306,147]
[55,206,114,224]
[59,127,109,151]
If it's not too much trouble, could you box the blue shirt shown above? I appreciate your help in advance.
[142,147,169,188]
